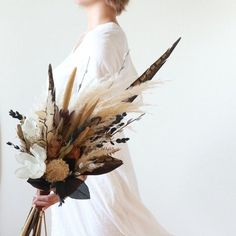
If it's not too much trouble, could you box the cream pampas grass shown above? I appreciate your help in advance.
[62,67,77,111]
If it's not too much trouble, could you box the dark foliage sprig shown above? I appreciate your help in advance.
[9,109,25,121]
[6,141,20,150]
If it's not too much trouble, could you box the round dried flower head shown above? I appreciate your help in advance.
[105,0,130,16]
[45,159,70,183]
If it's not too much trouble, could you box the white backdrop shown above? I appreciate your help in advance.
[1,1,236,236]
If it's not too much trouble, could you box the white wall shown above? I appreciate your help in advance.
[1,1,236,235]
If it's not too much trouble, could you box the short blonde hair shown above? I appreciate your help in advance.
[105,0,130,15]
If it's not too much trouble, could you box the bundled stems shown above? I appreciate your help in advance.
[20,190,49,236]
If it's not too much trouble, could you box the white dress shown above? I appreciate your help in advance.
[50,21,172,236]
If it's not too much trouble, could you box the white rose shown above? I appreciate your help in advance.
[15,143,47,179]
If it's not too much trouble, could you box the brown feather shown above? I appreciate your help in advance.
[124,37,181,102]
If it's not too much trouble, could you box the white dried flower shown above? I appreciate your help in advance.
[21,117,41,142]
[15,143,46,179]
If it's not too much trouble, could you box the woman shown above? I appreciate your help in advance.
[33,0,172,235]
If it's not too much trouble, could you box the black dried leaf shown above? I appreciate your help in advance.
[27,177,51,191]
[69,182,90,200]
[53,175,83,205]
[64,157,76,171]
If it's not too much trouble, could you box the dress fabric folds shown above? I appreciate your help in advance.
[50,22,172,236]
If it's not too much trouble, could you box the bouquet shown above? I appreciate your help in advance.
[7,38,181,236]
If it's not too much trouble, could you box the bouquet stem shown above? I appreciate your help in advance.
[20,190,49,236]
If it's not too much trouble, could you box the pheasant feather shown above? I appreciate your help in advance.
[45,64,56,141]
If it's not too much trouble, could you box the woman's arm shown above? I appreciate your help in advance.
[86,28,130,80]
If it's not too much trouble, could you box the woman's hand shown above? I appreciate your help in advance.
[32,175,88,210]
[32,189,60,211]
[79,175,87,181]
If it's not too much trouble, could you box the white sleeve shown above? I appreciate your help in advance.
[82,29,144,105]
[86,29,129,81]
[76,28,143,105]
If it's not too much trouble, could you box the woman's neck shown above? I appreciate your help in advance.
[85,2,118,32]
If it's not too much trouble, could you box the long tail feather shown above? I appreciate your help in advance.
[124,37,181,102]
[45,64,56,138]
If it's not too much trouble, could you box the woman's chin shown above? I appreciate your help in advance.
[74,0,94,6]
[74,0,84,5]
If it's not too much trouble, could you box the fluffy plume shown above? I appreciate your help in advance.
[62,67,77,111]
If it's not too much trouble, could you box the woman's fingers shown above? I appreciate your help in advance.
[79,175,87,181]
[33,192,60,210]
[34,194,58,202]
[33,200,50,207]
[32,174,88,209]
